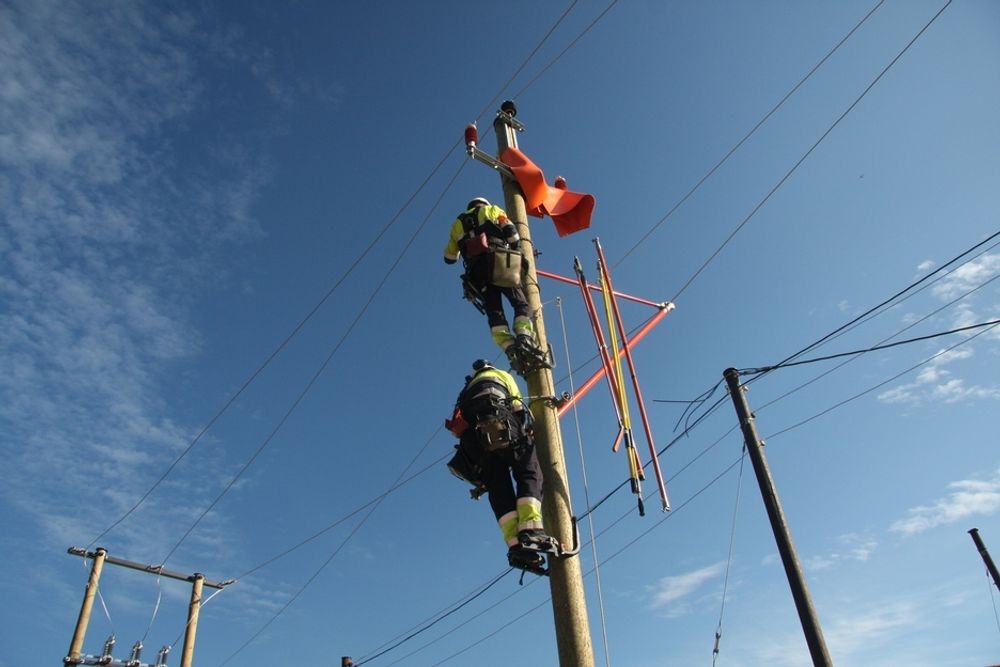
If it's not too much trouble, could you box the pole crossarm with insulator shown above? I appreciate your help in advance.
[64,547,231,667]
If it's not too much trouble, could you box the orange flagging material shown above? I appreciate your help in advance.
[500,147,595,237]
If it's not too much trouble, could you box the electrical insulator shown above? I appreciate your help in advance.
[127,640,142,666]
[464,123,478,155]
[154,645,171,666]
[97,634,116,665]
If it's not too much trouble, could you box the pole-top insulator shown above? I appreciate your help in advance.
[500,99,517,117]
[464,123,478,147]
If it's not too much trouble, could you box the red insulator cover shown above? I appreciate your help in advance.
[464,124,478,146]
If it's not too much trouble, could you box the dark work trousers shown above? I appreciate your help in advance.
[474,437,544,522]
[466,255,533,330]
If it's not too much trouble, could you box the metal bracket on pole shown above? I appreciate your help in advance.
[467,144,515,179]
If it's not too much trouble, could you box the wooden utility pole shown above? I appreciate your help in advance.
[66,548,107,664]
[65,548,230,667]
[723,368,833,667]
[179,574,205,667]
[492,101,595,667]
[968,528,1000,593]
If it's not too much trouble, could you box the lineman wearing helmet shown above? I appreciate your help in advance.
[443,197,543,373]
[445,359,554,573]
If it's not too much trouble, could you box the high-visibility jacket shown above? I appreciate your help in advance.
[462,366,523,404]
[443,204,519,264]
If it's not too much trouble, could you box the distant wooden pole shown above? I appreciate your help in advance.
[179,574,205,667]
[968,528,1000,593]
[65,547,107,664]
[493,101,595,667]
[724,368,833,667]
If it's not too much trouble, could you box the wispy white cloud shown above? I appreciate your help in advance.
[879,253,1000,405]
[0,0,276,563]
[931,253,1000,301]
[877,346,996,405]
[648,562,726,616]
[804,533,878,572]
[890,468,1000,535]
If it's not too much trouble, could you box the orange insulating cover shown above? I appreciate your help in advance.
[500,147,595,237]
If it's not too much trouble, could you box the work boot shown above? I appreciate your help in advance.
[505,345,526,375]
[518,528,558,553]
[517,334,552,367]
[516,333,541,354]
[508,546,547,575]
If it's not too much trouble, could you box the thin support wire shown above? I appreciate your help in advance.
[713,445,747,666]
[986,566,1000,636]
[141,575,163,643]
[169,586,227,649]
[556,297,613,667]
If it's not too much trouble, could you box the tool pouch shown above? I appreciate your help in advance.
[490,247,523,288]
[447,444,483,486]
[476,416,513,451]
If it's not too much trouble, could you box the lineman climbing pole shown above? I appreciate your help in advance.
[486,102,595,667]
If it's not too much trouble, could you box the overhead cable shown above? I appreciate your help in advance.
[615,0,886,267]
[669,0,953,304]
[747,228,999,386]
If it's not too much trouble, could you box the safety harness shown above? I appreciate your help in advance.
[445,379,530,498]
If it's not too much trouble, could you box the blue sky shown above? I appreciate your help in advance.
[3,1,1000,665]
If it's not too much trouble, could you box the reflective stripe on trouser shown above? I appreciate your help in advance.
[513,316,533,337]
[516,497,544,533]
[491,326,515,350]
[482,442,544,545]
[498,511,519,547]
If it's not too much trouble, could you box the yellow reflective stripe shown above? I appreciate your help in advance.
[470,367,522,399]
[516,497,543,532]
[491,327,515,349]
[499,511,519,546]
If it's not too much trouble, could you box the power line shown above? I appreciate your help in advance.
[159,159,469,567]
[236,450,450,580]
[756,259,1000,414]
[741,318,1000,376]
[86,137,464,551]
[472,0,580,124]
[746,227,1000,387]
[207,160,471,664]
[669,0,953,304]
[614,0,886,268]
[763,320,1000,441]
[511,0,621,100]
[354,569,511,666]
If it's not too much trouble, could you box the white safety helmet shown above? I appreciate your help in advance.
[466,197,490,210]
